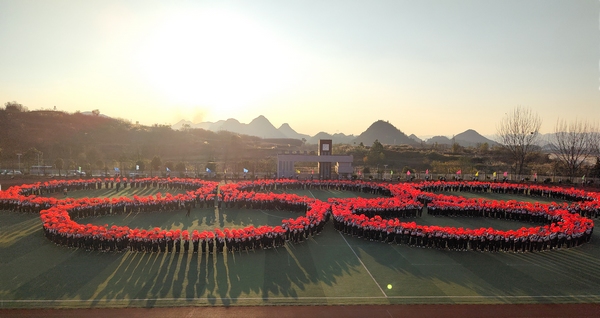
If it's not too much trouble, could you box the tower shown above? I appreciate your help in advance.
[318,139,332,179]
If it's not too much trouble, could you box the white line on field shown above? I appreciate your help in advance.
[2,295,600,303]
[307,190,316,199]
[339,232,387,297]
[260,210,286,219]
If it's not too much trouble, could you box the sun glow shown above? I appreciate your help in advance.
[136,9,300,119]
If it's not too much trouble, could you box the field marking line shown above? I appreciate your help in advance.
[339,232,387,297]
[307,190,316,199]
[259,210,286,219]
[3,295,600,303]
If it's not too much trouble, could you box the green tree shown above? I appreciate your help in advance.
[54,158,64,177]
[451,142,462,154]
[118,154,129,173]
[150,156,162,177]
[95,159,104,171]
[3,101,28,112]
[477,142,489,155]
[23,148,42,173]
[365,140,385,167]
[175,162,186,177]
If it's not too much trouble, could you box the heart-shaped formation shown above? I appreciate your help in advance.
[0,178,596,253]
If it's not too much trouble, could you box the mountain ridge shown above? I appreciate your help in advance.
[172,115,497,147]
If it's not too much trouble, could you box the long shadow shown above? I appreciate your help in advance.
[172,252,188,299]
[356,222,600,299]
[8,187,598,306]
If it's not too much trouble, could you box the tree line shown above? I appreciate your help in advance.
[1,102,599,181]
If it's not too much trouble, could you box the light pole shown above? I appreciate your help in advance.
[36,152,43,175]
[16,153,21,172]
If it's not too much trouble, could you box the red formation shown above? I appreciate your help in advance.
[0,178,596,253]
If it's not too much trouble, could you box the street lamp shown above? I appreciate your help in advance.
[16,153,21,172]
[36,152,43,175]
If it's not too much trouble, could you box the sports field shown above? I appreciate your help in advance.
[1,186,599,309]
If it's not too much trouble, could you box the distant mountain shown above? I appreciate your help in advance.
[426,135,453,145]
[307,132,355,145]
[278,123,310,141]
[352,120,417,146]
[425,129,499,147]
[207,120,226,131]
[172,116,495,148]
[171,119,193,130]
[409,134,423,144]
[173,115,286,139]
[246,115,287,138]
[172,119,215,130]
[218,118,244,134]
[453,129,499,147]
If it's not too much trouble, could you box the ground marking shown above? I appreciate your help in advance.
[259,210,287,219]
[3,294,600,304]
[339,232,387,297]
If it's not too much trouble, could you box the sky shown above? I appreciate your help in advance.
[0,0,598,138]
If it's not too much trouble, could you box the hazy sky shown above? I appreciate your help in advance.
[1,0,598,137]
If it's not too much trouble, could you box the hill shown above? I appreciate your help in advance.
[352,120,417,146]
[453,129,498,147]
[0,109,294,173]
[246,115,287,139]
[426,135,452,145]
[409,134,423,144]
[425,130,498,147]
[172,116,498,149]
[174,115,286,139]
[307,132,354,145]
[278,123,311,141]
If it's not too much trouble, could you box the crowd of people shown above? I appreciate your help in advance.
[0,178,597,253]
[330,181,596,252]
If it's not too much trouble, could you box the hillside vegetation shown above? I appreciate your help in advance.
[0,107,598,180]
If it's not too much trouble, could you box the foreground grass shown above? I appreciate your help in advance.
[0,187,599,308]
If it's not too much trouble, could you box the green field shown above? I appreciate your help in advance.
[1,187,599,309]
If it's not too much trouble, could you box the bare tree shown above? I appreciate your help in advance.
[592,128,600,155]
[496,106,542,176]
[550,119,598,179]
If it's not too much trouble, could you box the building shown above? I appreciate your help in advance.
[276,139,353,179]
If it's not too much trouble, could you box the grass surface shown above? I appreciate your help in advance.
[1,187,599,308]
